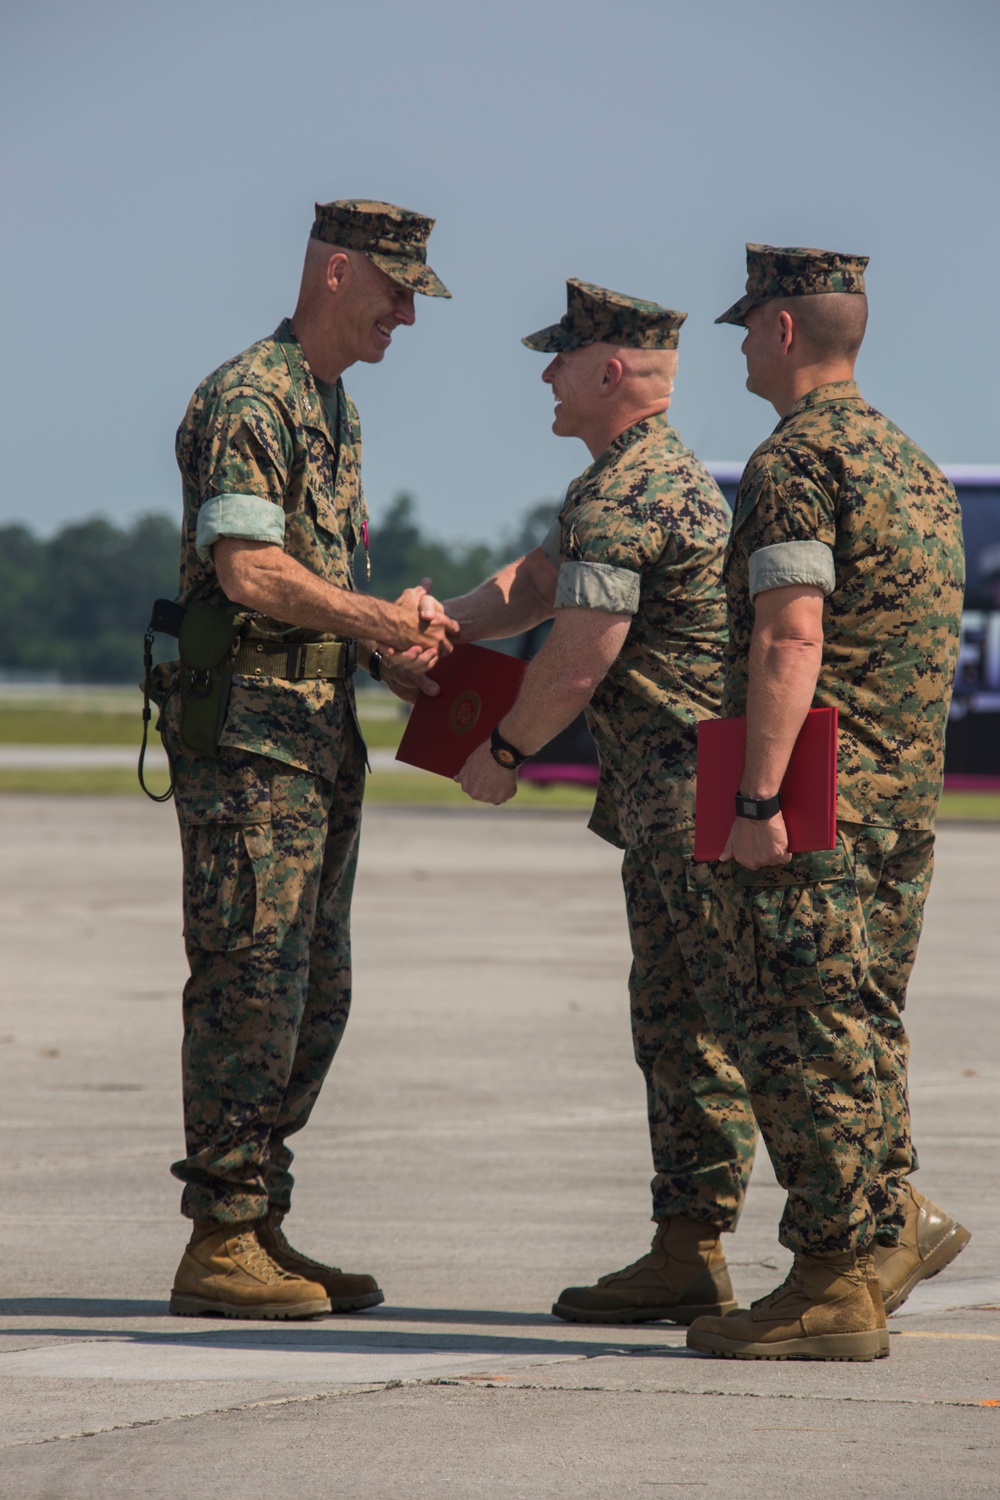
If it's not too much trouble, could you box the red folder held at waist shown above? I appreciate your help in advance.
[693,707,838,862]
[395,643,527,779]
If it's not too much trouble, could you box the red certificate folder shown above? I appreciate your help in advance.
[693,707,838,861]
[394,643,528,779]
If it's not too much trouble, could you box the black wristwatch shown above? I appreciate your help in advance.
[490,727,530,771]
[368,649,384,682]
[735,790,782,821]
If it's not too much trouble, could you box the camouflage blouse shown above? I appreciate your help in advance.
[546,413,730,849]
[722,381,965,829]
[172,319,368,779]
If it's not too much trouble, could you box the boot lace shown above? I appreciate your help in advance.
[749,1265,797,1313]
[231,1230,294,1283]
[596,1247,657,1287]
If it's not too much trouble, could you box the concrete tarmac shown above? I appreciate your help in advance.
[0,796,997,1497]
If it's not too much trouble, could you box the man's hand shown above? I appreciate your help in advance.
[456,739,518,805]
[721,812,792,870]
[384,578,458,663]
[381,660,441,705]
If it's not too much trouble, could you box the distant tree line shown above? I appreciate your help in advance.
[0,495,558,684]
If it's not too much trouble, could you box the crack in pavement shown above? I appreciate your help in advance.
[2,1364,996,1452]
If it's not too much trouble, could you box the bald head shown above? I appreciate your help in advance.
[775,291,868,362]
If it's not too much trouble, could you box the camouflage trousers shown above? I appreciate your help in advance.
[713,822,934,1255]
[623,829,757,1232]
[166,731,364,1224]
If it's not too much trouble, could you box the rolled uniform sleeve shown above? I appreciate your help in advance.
[741,450,838,599]
[749,539,836,599]
[555,561,641,612]
[195,494,287,561]
[193,389,291,561]
[553,499,662,616]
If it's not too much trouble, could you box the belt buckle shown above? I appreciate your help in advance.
[286,643,306,680]
[345,640,357,676]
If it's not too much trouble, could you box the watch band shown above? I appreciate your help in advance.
[490,727,530,770]
[735,790,782,821]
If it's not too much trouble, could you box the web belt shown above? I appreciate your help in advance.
[233,639,357,681]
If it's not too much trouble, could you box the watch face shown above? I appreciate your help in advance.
[496,748,516,767]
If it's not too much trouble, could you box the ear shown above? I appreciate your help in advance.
[777,309,795,356]
[325,251,351,296]
[599,358,624,394]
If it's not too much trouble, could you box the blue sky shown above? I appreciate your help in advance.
[3,0,997,544]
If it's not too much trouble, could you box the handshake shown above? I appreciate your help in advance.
[371,577,459,704]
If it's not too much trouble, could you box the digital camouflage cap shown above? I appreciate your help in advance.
[311,199,451,298]
[715,243,868,326]
[523,279,686,352]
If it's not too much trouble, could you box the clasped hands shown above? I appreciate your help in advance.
[376,577,458,704]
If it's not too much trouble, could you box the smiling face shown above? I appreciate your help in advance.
[336,250,416,365]
[541,344,611,440]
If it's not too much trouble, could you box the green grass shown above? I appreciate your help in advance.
[0,768,994,822]
[937,791,1000,822]
[0,768,163,795]
[0,705,406,749]
[363,774,595,809]
[0,709,142,744]
[1,704,997,820]
[0,764,595,808]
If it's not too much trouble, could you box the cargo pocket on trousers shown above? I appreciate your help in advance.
[180,818,275,952]
[737,847,860,1010]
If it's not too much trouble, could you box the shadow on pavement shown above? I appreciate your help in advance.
[367,1306,567,1327]
[0,1298,167,1318]
[0,1303,692,1360]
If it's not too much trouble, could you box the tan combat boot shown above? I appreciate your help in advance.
[875,1183,971,1314]
[255,1206,384,1312]
[686,1250,889,1361]
[552,1218,738,1325]
[169,1221,332,1319]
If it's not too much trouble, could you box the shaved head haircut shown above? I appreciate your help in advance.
[613,345,679,402]
[777,292,869,362]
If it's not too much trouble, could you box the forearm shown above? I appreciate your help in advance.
[501,660,595,754]
[456,608,629,805]
[742,636,822,797]
[217,542,422,651]
[500,609,629,754]
[446,549,557,643]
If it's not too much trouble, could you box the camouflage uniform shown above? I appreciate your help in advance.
[163,201,450,1224]
[527,282,757,1230]
[715,246,965,1255]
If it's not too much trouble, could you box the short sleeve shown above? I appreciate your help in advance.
[749,539,836,599]
[201,389,291,509]
[195,494,287,561]
[553,495,663,615]
[741,449,837,553]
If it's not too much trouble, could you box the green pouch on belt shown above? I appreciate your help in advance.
[178,600,245,756]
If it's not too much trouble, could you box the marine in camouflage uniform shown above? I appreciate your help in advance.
[451,281,756,1324]
[687,244,969,1362]
[166,316,370,1225]
[161,200,452,1319]
[539,399,756,1239]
